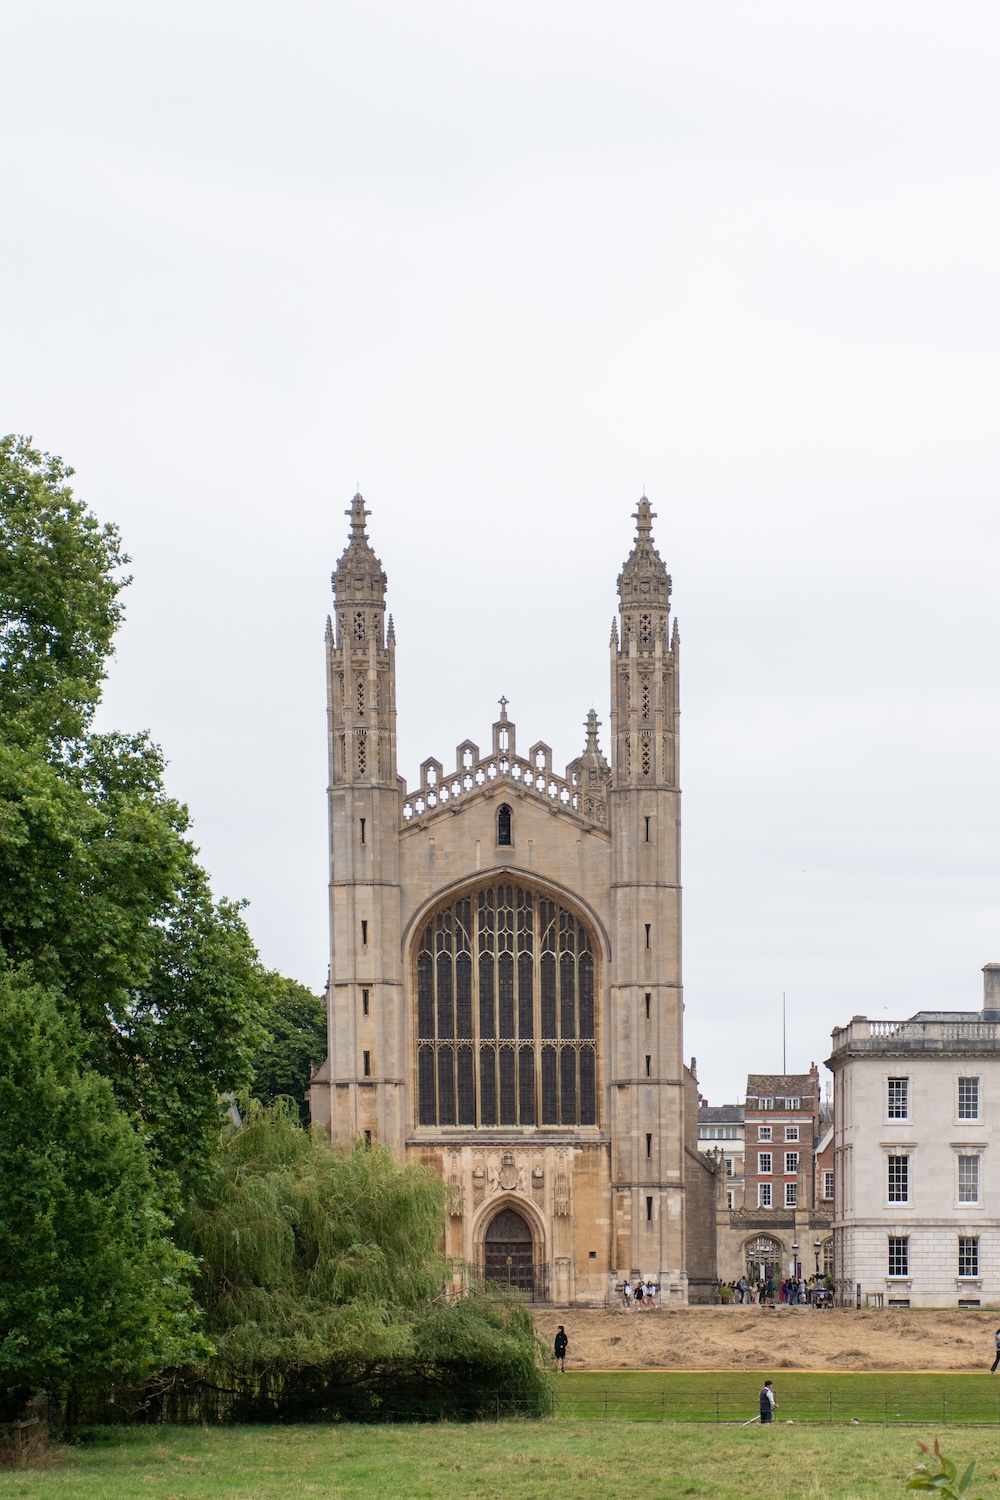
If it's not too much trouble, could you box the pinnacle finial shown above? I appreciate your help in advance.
[632,495,656,537]
[584,708,601,750]
[498,695,509,721]
[346,492,371,534]
[610,616,619,646]
[387,613,395,643]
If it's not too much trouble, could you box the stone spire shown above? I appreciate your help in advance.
[616,495,670,622]
[331,492,388,648]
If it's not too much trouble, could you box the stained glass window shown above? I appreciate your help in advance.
[415,884,597,1128]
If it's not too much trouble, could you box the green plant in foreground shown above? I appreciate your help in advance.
[907,1440,981,1499]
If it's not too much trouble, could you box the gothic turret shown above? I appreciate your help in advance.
[611,497,679,789]
[333,493,388,651]
[316,495,404,1155]
[607,494,686,1300]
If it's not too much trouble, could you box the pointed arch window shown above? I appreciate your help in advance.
[415,884,597,1129]
[497,804,512,846]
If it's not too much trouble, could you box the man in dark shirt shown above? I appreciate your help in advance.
[759,1380,776,1423]
[554,1326,568,1373]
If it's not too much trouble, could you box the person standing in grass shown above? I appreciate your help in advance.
[759,1380,777,1424]
[554,1326,568,1373]
[991,1329,1000,1374]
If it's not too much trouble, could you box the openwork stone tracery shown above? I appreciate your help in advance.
[402,707,610,830]
[415,883,598,1129]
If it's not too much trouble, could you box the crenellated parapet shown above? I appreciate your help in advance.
[402,704,610,833]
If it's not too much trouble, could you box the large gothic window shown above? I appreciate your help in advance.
[416,884,597,1128]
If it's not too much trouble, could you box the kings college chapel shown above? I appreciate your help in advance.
[308,495,718,1305]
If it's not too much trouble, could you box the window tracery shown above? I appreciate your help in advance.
[639,612,652,645]
[356,676,365,717]
[402,720,607,827]
[640,677,651,719]
[354,610,366,642]
[357,731,367,776]
[416,885,597,1129]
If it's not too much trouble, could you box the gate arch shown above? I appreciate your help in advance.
[744,1235,783,1282]
[482,1205,536,1293]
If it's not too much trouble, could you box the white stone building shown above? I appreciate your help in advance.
[827,964,1000,1308]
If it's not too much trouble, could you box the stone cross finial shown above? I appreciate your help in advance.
[498,696,509,719]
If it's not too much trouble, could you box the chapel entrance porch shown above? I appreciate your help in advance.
[477,1206,549,1301]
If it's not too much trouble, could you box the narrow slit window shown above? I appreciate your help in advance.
[361,920,368,945]
[363,1129,372,1146]
[644,923,651,949]
[644,816,650,842]
[646,1132,652,1159]
[360,818,366,844]
[362,988,369,1016]
[362,1050,371,1077]
[646,1196,653,1222]
[645,992,651,1019]
[645,1055,652,1077]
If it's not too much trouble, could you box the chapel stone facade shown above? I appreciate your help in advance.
[308,493,717,1304]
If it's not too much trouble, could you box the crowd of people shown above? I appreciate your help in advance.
[618,1278,658,1309]
[718,1273,833,1305]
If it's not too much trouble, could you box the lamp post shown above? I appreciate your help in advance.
[814,1238,822,1277]
[792,1241,800,1279]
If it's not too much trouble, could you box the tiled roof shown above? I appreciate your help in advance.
[698,1104,744,1123]
[746,1074,816,1096]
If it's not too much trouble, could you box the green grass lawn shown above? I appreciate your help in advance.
[554,1370,1000,1424]
[2,1422,1000,1500]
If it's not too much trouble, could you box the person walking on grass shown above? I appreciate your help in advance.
[991,1329,1000,1374]
[554,1326,568,1373]
[759,1380,777,1424]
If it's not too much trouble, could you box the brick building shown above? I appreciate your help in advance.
[712,1067,833,1284]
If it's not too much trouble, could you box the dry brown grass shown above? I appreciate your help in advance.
[531,1305,999,1372]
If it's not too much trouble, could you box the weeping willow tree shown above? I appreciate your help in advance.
[176,1102,550,1420]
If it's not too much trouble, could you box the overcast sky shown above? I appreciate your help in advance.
[3,2,999,1104]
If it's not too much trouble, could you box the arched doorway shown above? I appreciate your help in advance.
[745,1235,782,1284]
[484,1207,535,1293]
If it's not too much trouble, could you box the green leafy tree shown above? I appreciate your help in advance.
[178,1102,551,1420]
[250,973,327,1121]
[0,967,209,1413]
[0,435,128,748]
[0,437,267,1192]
